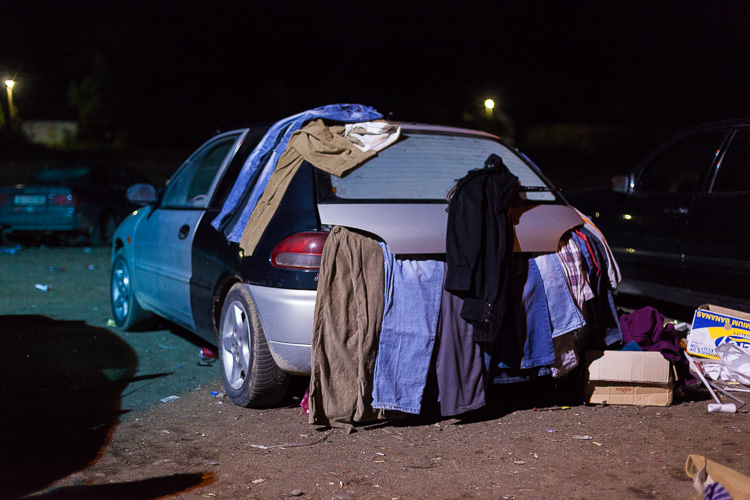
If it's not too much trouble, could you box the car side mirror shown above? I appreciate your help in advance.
[126,183,158,204]
[611,175,632,193]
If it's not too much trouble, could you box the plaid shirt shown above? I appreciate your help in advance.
[556,232,594,309]
[574,209,622,289]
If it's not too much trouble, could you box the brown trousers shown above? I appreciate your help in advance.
[309,226,384,429]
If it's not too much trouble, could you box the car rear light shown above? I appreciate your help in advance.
[49,193,76,207]
[0,194,11,207]
[271,232,329,270]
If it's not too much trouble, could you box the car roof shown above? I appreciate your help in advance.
[395,122,500,140]
[222,122,500,141]
[677,119,750,134]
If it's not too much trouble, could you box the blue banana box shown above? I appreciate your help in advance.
[686,304,750,360]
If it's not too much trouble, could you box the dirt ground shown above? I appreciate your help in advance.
[1,245,749,500]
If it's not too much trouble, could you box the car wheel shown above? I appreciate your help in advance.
[111,248,154,330]
[218,284,290,408]
[90,213,118,246]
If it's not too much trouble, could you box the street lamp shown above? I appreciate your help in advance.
[5,79,16,126]
[484,98,495,118]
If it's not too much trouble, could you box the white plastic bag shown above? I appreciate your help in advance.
[716,343,750,386]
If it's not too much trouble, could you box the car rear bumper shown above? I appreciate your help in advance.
[246,283,315,375]
[0,209,93,233]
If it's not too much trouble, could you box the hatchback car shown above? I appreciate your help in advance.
[0,164,150,245]
[566,120,750,314]
[110,121,584,407]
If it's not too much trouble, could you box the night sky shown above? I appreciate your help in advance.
[3,1,750,147]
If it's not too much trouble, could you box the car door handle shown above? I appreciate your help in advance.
[664,207,688,215]
[178,224,190,240]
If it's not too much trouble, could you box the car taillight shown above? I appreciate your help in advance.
[49,194,76,207]
[0,194,11,207]
[270,232,329,270]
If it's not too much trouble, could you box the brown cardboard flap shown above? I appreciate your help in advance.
[586,350,672,384]
[700,304,750,322]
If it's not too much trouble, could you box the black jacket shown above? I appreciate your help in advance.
[445,155,519,346]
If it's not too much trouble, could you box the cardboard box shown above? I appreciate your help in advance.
[585,350,673,406]
[686,304,750,360]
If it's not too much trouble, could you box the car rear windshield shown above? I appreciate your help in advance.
[29,167,92,186]
[325,133,555,202]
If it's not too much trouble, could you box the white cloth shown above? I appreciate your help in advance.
[344,121,401,152]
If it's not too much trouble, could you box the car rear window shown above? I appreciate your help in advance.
[30,167,92,185]
[327,133,555,202]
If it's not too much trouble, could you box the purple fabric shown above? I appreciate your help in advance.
[619,306,681,362]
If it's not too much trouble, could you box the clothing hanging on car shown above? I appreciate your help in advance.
[484,226,623,383]
[435,265,487,416]
[238,118,400,254]
[444,154,520,347]
[212,103,383,242]
[309,225,385,430]
[371,244,444,415]
[308,153,625,423]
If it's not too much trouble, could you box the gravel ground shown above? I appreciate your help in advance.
[1,245,749,500]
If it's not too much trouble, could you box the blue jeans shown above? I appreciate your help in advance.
[212,104,382,240]
[534,253,586,338]
[494,257,555,370]
[372,244,444,414]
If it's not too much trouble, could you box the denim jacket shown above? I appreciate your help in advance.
[212,104,382,242]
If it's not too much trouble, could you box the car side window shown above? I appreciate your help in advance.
[162,135,239,208]
[711,127,750,193]
[635,130,726,194]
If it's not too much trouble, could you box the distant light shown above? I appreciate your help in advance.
[626,248,635,254]
[484,99,495,110]
[4,80,14,89]
[622,214,632,220]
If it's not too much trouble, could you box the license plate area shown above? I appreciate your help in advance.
[14,195,46,206]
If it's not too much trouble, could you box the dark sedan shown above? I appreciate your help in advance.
[566,120,750,313]
[0,164,150,245]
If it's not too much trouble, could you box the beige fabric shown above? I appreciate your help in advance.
[686,454,750,500]
[344,120,401,152]
[308,226,384,430]
[239,118,388,255]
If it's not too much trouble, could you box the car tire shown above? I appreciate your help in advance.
[218,284,290,408]
[111,248,154,330]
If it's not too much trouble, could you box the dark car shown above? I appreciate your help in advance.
[0,164,150,245]
[565,120,750,313]
[110,121,585,407]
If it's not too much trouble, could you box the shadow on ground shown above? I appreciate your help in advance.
[0,315,210,499]
[19,473,214,500]
[0,315,137,498]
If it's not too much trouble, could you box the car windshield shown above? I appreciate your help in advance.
[29,167,93,186]
[327,133,555,202]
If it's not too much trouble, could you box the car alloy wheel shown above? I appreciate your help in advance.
[110,248,153,330]
[217,284,289,408]
[220,299,252,391]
